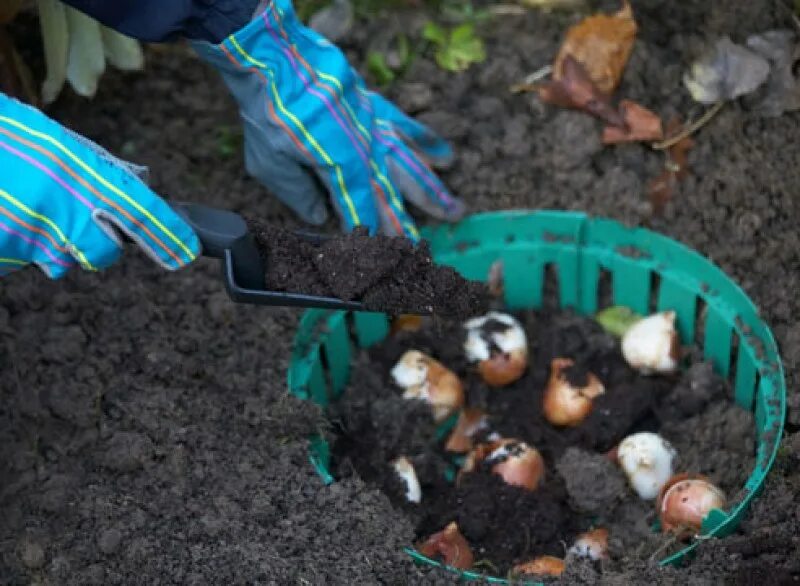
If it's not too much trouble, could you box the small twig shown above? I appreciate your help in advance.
[472,558,500,574]
[509,64,554,93]
[488,4,528,16]
[652,101,725,150]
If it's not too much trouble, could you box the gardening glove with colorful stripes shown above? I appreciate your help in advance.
[0,93,199,278]
[192,0,466,240]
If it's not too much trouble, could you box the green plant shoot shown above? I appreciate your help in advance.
[422,21,485,72]
[595,305,643,337]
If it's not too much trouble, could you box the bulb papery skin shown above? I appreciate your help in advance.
[617,432,677,500]
[463,312,528,363]
[569,528,609,561]
[512,556,565,577]
[658,475,726,538]
[391,350,464,421]
[391,457,422,504]
[487,439,545,491]
[391,350,428,388]
[542,358,605,427]
[621,311,680,374]
[416,522,474,570]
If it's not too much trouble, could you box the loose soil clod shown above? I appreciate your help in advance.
[246,220,489,318]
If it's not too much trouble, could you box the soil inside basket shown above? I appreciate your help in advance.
[245,219,489,319]
[330,307,756,576]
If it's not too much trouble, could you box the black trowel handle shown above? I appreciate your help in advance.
[170,201,264,290]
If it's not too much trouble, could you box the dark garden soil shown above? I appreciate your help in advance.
[330,309,754,575]
[1,1,800,584]
[246,220,489,317]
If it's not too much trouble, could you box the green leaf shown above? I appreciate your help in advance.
[595,306,643,337]
[422,21,446,46]
[366,51,395,85]
[450,23,475,44]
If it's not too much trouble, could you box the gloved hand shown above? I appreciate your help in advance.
[0,93,199,278]
[192,0,465,240]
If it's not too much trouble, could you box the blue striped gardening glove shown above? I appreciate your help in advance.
[192,0,466,240]
[0,93,199,278]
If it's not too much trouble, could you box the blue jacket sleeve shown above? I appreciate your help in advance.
[59,0,259,44]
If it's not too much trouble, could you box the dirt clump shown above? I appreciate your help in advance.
[247,220,489,318]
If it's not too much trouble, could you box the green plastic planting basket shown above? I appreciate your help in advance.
[287,210,785,584]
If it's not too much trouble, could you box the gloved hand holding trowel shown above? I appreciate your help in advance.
[0,0,470,310]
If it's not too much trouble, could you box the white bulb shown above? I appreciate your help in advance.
[463,312,527,363]
[621,311,679,374]
[391,350,428,388]
[392,457,421,503]
[617,432,676,500]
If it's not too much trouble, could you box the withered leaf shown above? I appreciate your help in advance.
[553,0,637,95]
[539,55,626,128]
[683,36,770,104]
[746,29,800,117]
[602,99,663,144]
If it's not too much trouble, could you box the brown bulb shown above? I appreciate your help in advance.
[512,555,565,577]
[657,473,725,539]
[416,522,474,570]
[542,358,605,427]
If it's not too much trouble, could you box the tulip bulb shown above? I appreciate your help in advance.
[460,438,545,491]
[621,310,680,374]
[445,408,489,453]
[569,528,609,560]
[616,432,677,500]
[512,555,565,577]
[416,522,474,569]
[657,474,726,538]
[542,358,605,427]
[391,456,421,504]
[464,312,528,387]
[391,350,464,421]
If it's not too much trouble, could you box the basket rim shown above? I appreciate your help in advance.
[288,210,786,584]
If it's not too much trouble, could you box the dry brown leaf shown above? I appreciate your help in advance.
[646,117,694,215]
[553,0,637,94]
[602,100,663,144]
[539,55,626,128]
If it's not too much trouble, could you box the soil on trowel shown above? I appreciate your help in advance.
[330,308,755,575]
[246,219,489,318]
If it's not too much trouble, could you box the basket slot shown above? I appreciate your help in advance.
[754,376,768,435]
[656,275,697,343]
[554,250,580,309]
[499,245,581,311]
[734,343,757,411]
[543,263,561,309]
[703,306,733,377]
[293,346,328,407]
[352,311,389,348]
[648,272,661,313]
[611,258,651,316]
[323,312,351,398]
